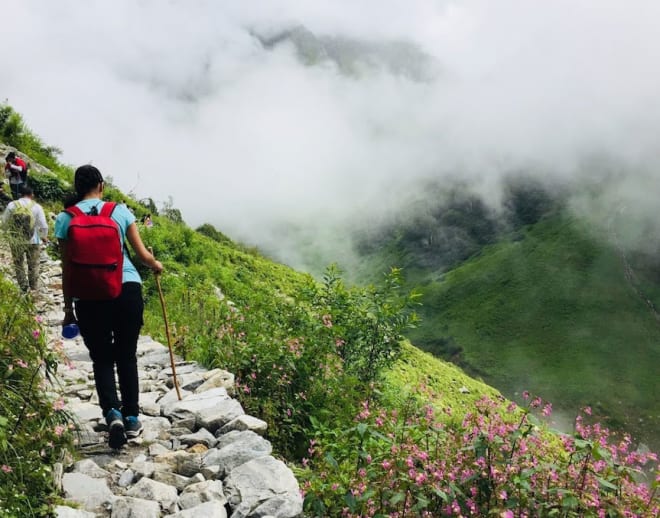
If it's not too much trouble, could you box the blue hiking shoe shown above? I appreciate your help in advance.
[124,415,143,439]
[106,408,127,449]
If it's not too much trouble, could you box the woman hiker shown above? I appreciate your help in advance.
[55,165,163,449]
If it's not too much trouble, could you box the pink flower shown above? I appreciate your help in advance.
[414,472,427,485]
[381,460,392,470]
[522,391,530,400]
[499,490,508,500]
[15,359,28,368]
[584,406,592,416]
[52,399,65,411]
[54,425,66,437]
[542,403,553,417]
[1,465,12,473]
[32,329,40,339]
[501,511,514,518]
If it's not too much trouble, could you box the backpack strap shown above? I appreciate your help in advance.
[97,202,130,257]
[65,205,85,218]
[100,202,118,218]
[65,202,118,218]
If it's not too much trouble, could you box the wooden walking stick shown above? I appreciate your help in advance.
[150,248,181,401]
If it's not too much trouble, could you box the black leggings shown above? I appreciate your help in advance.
[75,282,144,418]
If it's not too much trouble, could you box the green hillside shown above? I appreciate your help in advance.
[2,104,658,516]
[410,213,660,449]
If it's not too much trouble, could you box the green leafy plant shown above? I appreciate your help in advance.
[0,279,74,517]
[310,265,421,384]
[29,173,67,203]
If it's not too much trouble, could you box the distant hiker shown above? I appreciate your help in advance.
[55,165,163,449]
[141,213,153,228]
[1,185,48,293]
[4,151,29,200]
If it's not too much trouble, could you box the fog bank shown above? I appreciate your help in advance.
[2,0,660,265]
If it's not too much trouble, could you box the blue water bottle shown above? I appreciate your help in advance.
[62,323,80,340]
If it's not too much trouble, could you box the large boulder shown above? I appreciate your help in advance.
[161,388,244,432]
[224,456,302,518]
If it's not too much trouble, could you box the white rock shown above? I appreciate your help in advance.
[194,369,235,394]
[62,472,115,512]
[126,477,178,513]
[178,480,226,509]
[218,415,268,436]
[54,506,96,518]
[204,431,272,477]
[111,496,160,518]
[224,456,302,518]
[167,501,227,518]
[73,459,109,478]
[117,469,135,488]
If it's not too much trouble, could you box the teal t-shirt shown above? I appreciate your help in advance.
[55,200,141,284]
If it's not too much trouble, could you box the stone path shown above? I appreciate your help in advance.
[4,250,303,518]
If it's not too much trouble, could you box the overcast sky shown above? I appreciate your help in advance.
[2,0,660,262]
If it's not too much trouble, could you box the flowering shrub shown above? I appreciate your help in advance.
[310,265,421,385]
[301,393,659,517]
[0,279,73,516]
[144,264,419,457]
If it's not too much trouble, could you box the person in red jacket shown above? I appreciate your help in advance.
[5,152,28,200]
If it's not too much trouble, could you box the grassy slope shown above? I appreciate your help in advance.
[139,218,502,414]
[410,214,660,448]
[385,341,502,412]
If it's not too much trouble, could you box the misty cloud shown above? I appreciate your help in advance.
[2,0,660,266]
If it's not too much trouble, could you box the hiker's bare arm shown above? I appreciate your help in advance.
[59,239,76,325]
[126,223,163,273]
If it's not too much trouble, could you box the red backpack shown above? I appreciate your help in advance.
[65,202,124,300]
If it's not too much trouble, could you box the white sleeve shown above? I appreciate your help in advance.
[35,205,49,237]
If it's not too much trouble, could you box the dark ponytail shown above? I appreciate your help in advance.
[68,165,104,205]
[63,192,79,209]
